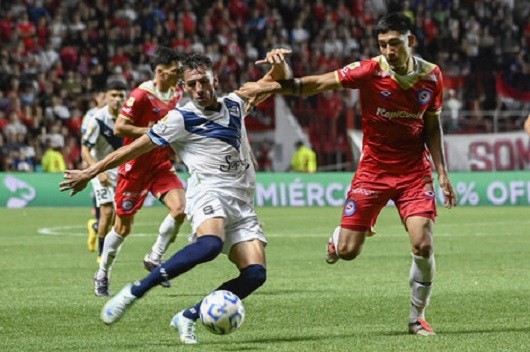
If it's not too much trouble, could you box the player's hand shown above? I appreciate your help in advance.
[59,170,90,196]
[438,173,457,208]
[255,48,292,66]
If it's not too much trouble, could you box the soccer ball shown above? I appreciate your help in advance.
[199,290,245,335]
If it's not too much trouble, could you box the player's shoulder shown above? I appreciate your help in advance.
[414,56,442,83]
[129,82,153,99]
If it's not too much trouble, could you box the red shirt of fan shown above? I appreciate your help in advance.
[336,56,443,175]
[118,81,183,178]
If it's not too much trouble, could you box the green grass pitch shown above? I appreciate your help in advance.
[1,206,529,351]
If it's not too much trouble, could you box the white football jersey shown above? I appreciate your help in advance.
[80,106,99,136]
[148,92,255,204]
[82,105,122,178]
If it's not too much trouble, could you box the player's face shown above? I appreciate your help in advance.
[158,61,182,87]
[377,31,415,74]
[106,89,126,114]
[183,66,218,108]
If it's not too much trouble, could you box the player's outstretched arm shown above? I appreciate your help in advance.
[60,134,156,196]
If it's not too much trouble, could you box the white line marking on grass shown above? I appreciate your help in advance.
[40,219,528,238]
[38,223,160,237]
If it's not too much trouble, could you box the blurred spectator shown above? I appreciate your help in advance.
[290,140,317,173]
[0,0,529,173]
[41,135,65,172]
[444,89,463,133]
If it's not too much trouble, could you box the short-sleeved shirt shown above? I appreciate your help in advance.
[148,92,255,205]
[118,81,183,179]
[336,55,443,175]
[81,105,122,180]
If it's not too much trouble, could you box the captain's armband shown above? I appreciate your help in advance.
[277,78,304,96]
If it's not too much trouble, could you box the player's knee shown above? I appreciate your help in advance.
[240,264,267,288]
[172,211,186,224]
[337,243,361,261]
[197,235,223,261]
[114,223,132,237]
[413,243,433,258]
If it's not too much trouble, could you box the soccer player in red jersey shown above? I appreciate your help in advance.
[93,47,186,296]
[242,12,457,335]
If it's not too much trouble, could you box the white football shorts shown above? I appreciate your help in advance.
[186,191,267,254]
[90,171,117,207]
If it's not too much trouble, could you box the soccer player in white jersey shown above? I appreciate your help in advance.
[61,49,291,343]
[80,80,127,296]
[80,89,106,253]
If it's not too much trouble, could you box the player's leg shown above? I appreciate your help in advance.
[97,176,144,293]
[86,193,99,252]
[326,178,387,263]
[406,215,436,336]
[101,218,224,325]
[171,239,266,344]
[171,201,266,344]
[143,174,186,288]
[396,174,437,335]
[94,213,132,296]
[145,173,186,265]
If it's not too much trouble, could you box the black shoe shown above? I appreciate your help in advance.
[94,274,109,297]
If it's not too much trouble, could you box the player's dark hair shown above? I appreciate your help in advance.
[182,54,213,71]
[374,12,413,36]
[150,46,184,71]
[106,80,128,91]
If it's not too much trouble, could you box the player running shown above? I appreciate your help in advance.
[80,89,106,255]
[93,47,187,296]
[81,80,127,296]
[60,49,291,344]
[240,12,457,335]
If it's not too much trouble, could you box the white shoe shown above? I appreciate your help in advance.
[170,311,198,344]
[100,284,137,325]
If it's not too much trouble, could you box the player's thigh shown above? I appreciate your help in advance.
[161,188,186,216]
[228,239,266,269]
[187,192,226,237]
[394,173,437,222]
[341,186,390,231]
[150,169,184,200]
[224,198,267,259]
[90,178,115,207]
[115,176,148,216]
[405,215,434,254]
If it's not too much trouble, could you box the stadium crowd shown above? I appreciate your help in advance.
[1,0,529,172]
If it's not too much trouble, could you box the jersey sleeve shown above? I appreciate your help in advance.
[147,110,185,146]
[119,88,147,123]
[336,60,372,89]
[226,92,249,117]
[81,114,99,148]
[426,67,444,115]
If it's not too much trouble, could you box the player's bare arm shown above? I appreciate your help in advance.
[424,111,457,208]
[61,134,157,196]
[114,114,150,138]
[81,144,110,186]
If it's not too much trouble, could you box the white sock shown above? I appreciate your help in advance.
[148,214,180,264]
[409,253,435,322]
[96,228,125,279]
[328,226,341,259]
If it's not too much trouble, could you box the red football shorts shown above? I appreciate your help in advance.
[340,168,437,231]
[115,169,184,216]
